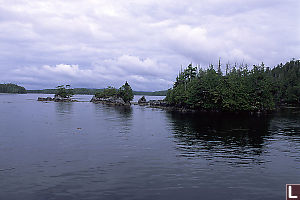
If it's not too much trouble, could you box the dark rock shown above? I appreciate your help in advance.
[138,96,148,105]
[149,100,169,107]
[46,97,53,101]
[138,96,147,103]
[90,96,130,106]
[53,95,76,102]
[38,95,76,102]
[37,97,54,101]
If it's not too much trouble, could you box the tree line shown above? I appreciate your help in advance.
[0,83,26,94]
[165,59,300,112]
[27,88,167,96]
[27,88,103,95]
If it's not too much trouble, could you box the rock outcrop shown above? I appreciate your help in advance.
[37,95,76,102]
[53,95,74,102]
[37,97,54,101]
[149,100,169,107]
[90,96,130,106]
[138,96,148,106]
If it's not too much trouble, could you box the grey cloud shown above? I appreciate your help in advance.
[0,0,299,90]
[7,54,174,90]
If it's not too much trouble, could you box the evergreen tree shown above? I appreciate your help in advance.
[95,86,118,98]
[55,85,74,98]
[118,81,134,103]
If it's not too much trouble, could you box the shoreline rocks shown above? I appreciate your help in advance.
[36,95,276,116]
[149,100,168,107]
[145,100,272,116]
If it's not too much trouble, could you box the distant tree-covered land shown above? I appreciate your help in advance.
[0,83,26,94]
[165,59,300,112]
[27,88,103,95]
[133,90,167,96]
[27,88,167,96]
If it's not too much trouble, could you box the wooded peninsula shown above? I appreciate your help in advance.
[0,83,26,94]
[165,59,300,112]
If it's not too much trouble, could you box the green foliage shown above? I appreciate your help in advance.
[95,86,118,98]
[0,83,26,94]
[94,82,134,103]
[118,81,134,103]
[166,60,300,112]
[55,85,74,98]
[270,59,300,104]
[174,63,197,87]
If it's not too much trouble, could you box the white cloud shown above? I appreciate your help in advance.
[0,0,299,90]
[8,55,174,90]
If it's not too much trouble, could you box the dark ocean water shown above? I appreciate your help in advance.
[0,94,299,200]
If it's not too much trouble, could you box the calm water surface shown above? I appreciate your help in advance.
[0,94,299,200]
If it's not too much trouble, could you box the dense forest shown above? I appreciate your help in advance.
[165,59,300,112]
[271,60,300,104]
[0,83,26,94]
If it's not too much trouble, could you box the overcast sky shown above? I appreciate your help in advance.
[0,0,299,90]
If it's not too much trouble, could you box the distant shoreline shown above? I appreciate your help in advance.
[26,89,167,96]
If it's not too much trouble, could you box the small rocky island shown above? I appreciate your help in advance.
[137,96,147,105]
[37,95,76,102]
[133,96,169,107]
[90,82,133,106]
[37,85,76,102]
[90,83,170,108]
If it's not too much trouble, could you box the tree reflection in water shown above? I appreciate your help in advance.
[269,107,300,137]
[166,112,272,165]
[93,104,133,135]
[55,102,73,115]
[93,103,133,119]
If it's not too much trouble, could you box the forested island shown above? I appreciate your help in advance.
[90,81,134,106]
[165,59,300,112]
[0,83,26,94]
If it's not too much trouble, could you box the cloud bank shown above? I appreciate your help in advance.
[0,0,299,90]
